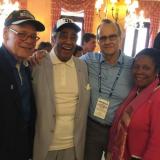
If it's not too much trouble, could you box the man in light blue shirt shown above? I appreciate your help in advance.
[81,19,133,160]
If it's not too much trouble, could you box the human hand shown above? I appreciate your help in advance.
[28,50,47,66]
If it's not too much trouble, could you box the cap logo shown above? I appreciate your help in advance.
[54,18,80,32]
[56,18,74,29]
[64,18,72,23]
[20,11,34,19]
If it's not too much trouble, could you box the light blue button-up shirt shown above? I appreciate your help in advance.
[81,52,133,125]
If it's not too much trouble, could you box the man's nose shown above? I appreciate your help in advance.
[65,36,74,44]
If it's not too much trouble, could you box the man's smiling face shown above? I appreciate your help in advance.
[54,27,78,62]
[3,24,37,60]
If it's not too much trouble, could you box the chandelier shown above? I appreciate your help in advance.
[95,0,149,29]
[0,0,19,16]
[0,0,19,45]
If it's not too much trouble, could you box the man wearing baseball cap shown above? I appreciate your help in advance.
[0,9,45,160]
[32,18,90,160]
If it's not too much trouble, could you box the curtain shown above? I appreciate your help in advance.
[51,0,96,32]
[84,5,95,32]
[139,1,160,47]
[51,0,61,27]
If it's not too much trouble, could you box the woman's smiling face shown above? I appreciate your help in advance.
[132,55,157,90]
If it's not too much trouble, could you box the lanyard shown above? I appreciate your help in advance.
[98,56,124,98]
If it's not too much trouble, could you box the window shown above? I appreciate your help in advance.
[123,22,150,57]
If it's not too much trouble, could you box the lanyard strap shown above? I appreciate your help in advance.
[98,56,124,98]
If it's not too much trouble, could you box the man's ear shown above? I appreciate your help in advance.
[3,27,9,41]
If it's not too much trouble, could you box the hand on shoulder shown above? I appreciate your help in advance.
[28,50,47,66]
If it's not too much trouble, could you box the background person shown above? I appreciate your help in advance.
[73,45,83,57]
[37,41,52,52]
[82,32,96,54]
[106,48,160,160]
[31,41,52,62]
[0,9,45,160]
[32,18,90,160]
[81,19,133,160]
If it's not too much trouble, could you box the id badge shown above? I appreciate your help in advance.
[94,98,110,119]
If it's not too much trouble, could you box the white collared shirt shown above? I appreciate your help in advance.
[49,49,79,150]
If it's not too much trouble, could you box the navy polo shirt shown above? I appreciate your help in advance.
[2,45,32,122]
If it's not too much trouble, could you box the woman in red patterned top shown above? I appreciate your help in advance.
[106,48,160,160]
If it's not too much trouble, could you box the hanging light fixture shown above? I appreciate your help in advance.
[95,0,104,13]
[95,0,146,25]
[124,1,150,29]
[0,0,19,16]
[95,0,133,21]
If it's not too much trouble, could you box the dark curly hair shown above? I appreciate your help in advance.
[133,48,160,74]
[153,32,160,49]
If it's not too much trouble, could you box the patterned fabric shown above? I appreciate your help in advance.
[17,0,27,9]
[51,0,95,32]
[139,1,160,47]
[111,105,133,160]
[84,6,95,32]
[107,78,160,160]
[51,0,61,27]
[59,0,94,11]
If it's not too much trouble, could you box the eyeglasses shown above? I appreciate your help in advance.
[9,28,40,41]
[98,34,118,42]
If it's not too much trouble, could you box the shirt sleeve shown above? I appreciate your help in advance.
[143,92,160,160]
[79,54,87,61]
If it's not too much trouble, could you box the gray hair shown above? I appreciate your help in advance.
[96,19,121,40]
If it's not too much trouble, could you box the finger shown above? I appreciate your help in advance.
[35,50,47,63]
[28,55,37,66]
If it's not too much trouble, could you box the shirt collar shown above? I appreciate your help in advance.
[2,44,29,68]
[50,48,74,67]
[118,51,124,65]
[2,45,17,68]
